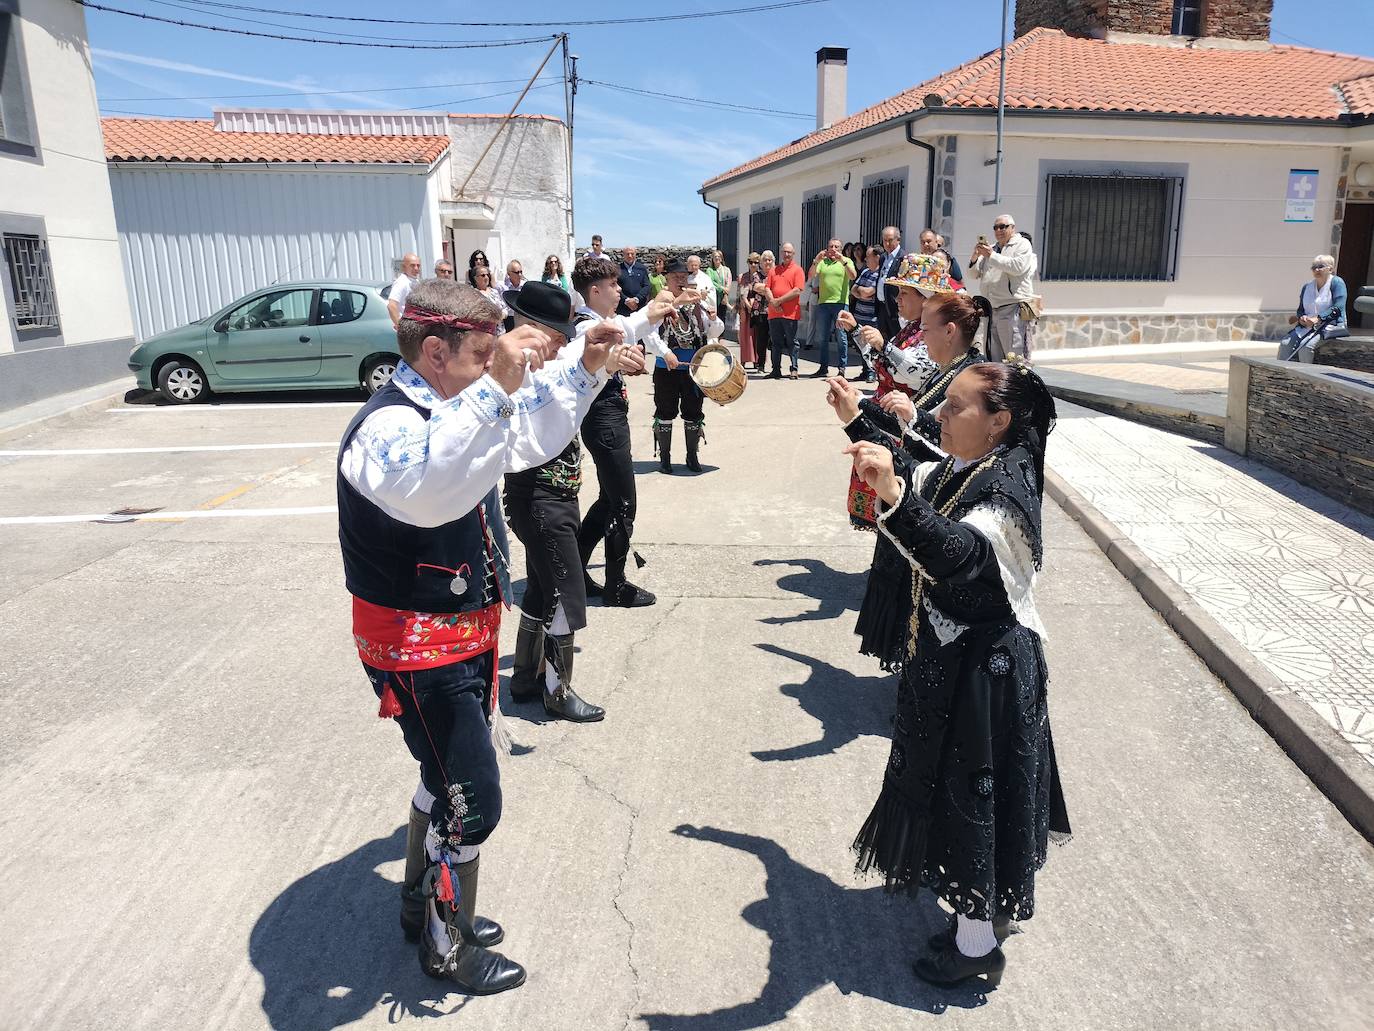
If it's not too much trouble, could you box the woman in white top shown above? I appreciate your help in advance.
[1279,254,1347,363]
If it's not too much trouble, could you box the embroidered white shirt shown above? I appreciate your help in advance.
[339,357,606,529]
[575,305,670,359]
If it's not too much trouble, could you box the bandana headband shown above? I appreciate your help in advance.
[402,304,499,336]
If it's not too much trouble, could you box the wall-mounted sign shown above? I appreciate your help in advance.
[1285,169,1318,223]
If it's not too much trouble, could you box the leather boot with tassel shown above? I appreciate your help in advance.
[684,420,705,473]
[401,812,504,946]
[508,614,546,702]
[654,419,673,474]
[543,632,605,723]
[418,860,525,994]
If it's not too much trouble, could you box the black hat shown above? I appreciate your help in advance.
[663,257,688,275]
[503,281,575,339]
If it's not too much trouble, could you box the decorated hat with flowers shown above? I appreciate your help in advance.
[884,252,954,296]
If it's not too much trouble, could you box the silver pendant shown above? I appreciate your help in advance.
[450,576,467,595]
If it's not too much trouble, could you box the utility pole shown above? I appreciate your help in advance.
[984,0,1008,206]
[563,35,578,255]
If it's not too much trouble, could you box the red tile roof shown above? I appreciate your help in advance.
[102,117,450,165]
[703,28,1374,189]
[1340,75,1374,116]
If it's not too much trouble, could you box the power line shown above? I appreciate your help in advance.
[74,1,558,49]
[580,78,813,120]
[101,75,555,104]
[99,80,565,117]
[139,0,506,44]
[160,0,831,27]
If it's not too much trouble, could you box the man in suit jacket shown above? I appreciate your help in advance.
[616,245,652,317]
[874,226,904,340]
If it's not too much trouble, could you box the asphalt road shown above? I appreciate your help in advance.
[2,368,1373,1030]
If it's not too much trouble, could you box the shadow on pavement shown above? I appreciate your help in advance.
[631,461,720,475]
[122,387,365,407]
[249,826,472,1030]
[754,557,866,626]
[639,825,990,1029]
[749,643,891,762]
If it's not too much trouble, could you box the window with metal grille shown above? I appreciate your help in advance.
[801,193,834,269]
[716,215,738,273]
[1041,174,1184,282]
[1171,0,1203,36]
[3,232,59,332]
[860,178,905,251]
[749,206,781,258]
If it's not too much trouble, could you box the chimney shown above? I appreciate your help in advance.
[816,47,847,130]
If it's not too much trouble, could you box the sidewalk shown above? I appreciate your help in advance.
[1037,355,1231,441]
[1048,402,1374,777]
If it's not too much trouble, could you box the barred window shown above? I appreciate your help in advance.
[1041,174,1184,282]
[860,178,904,249]
[3,232,59,332]
[749,206,780,259]
[716,214,738,273]
[801,193,834,268]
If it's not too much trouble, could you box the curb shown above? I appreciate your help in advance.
[0,380,140,444]
[1045,467,1374,846]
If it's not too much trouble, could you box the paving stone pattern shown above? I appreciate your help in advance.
[1050,406,1374,766]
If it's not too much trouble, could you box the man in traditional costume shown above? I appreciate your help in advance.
[569,255,676,609]
[338,278,635,994]
[652,258,723,474]
[503,281,657,723]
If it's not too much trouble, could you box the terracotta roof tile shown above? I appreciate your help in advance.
[102,117,450,165]
[704,29,1374,189]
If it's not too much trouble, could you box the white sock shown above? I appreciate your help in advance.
[955,915,998,957]
[545,604,570,695]
[545,662,561,696]
[427,897,453,953]
[412,779,436,814]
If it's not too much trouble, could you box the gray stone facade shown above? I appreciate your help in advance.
[934,135,957,242]
[1036,310,1294,349]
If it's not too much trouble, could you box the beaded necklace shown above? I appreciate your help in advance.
[911,348,973,411]
[903,452,998,655]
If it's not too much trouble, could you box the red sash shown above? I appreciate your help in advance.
[353,597,502,672]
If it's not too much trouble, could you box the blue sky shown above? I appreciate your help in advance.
[88,0,1373,248]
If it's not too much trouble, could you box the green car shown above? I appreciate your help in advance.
[127,280,402,403]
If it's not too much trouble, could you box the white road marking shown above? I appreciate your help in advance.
[0,442,335,456]
[108,402,362,412]
[0,505,338,525]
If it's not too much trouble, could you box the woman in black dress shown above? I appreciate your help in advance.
[844,357,1070,990]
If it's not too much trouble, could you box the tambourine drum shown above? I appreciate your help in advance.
[689,343,747,406]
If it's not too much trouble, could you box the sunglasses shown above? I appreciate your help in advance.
[993,223,1013,230]
[1311,264,1329,271]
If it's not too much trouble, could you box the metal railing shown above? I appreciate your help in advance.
[3,233,61,332]
[860,179,904,250]
[1041,174,1184,282]
[749,207,781,260]
[717,216,738,273]
[801,194,834,267]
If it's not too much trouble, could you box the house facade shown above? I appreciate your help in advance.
[105,109,572,342]
[0,0,135,410]
[702,0,1374,350]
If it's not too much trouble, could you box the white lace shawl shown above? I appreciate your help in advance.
[876,464,1047,646]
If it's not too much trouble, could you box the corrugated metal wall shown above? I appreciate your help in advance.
[110,166,438,340]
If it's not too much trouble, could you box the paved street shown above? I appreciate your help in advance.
[3,365,1374,1030]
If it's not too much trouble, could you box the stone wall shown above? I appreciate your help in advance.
[1240,361,1374,516]
[1316,337,1374,374]
[604,245,714,266]
[934,136,957,244]
[1013,0,1271,39]
[1036,310,1292,350]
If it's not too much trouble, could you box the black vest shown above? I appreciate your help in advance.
[337,382,511,613]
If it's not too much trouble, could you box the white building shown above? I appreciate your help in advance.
[0,0,135,410]
[105,109,573,341]
[702,0,1374,350]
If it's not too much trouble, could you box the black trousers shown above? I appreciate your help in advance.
[365,654,501,845]
[653,367,704,422]
[504,486,587,632]
[750,313,771,369]
[877,300,898,344]
[579,393,637,586]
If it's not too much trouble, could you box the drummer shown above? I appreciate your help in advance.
[652,258,724,474]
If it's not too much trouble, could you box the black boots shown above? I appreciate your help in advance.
[543,632,605,722]
[418,856,525,995]
[913,944,1006,990]
[654,420,673,474]
[508,614,546,702]
[604,580,656,607]
[684,420,705,473]
[402,806,504,947]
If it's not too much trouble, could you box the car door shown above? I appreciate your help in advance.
[208,288,322,383]
[314,288,376,385]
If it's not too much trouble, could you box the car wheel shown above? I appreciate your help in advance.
[157,359,208,404]
[363,356,397,396]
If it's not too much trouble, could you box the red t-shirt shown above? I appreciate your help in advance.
[766,263,805,321]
